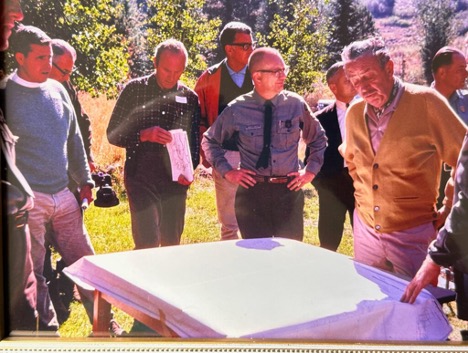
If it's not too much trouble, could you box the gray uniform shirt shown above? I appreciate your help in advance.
[202,89,327,177]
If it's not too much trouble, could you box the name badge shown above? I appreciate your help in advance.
[176,96,187,104]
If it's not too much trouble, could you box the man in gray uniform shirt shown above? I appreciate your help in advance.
[202,47,327,240]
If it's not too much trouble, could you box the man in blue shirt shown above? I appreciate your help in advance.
[432,46,468,125]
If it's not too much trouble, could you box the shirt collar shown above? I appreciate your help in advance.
[11,72,47,88]
[151,73,180,93]
[226,63,247,76]
[253,89,282,106]
[335,100,348,111]
[370,77,403,117]
[449,89,465,102]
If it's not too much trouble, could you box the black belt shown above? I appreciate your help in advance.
[252,175,292,184]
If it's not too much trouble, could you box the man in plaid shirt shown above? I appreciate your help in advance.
[107,39,200,249]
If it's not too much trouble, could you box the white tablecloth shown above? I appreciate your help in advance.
[64,238,451,340]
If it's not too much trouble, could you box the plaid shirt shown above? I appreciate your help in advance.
[107,73,200,170]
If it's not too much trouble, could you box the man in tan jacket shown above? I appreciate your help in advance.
[341,37,466,278]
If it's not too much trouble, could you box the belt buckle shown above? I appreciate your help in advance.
[269,177,283,183]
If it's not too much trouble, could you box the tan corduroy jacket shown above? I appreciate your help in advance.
[344,83,466,233]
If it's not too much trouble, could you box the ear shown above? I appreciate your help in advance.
[15,52,25,66]
[225,45,234,57]
[384,59,394,76]
[438,67,448,78]
[251,71,262,84]
[329,83,338,97]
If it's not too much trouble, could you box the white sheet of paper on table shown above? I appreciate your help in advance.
[166,129,193,182]
[64,238,452,341]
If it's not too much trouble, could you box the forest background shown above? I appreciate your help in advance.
[6,0,468,340]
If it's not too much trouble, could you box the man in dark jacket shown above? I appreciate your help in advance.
[306,62,356,251]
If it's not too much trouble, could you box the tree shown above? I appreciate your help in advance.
[325,0,377,68]
[415,0,455,84]
[258,0,329,95]
[21,0,130,97]
[145,0,222,86]
[115,0,152,78]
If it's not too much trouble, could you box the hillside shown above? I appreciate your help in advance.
[372,0,467,84]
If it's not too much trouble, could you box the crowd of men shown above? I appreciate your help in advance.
[2,0,468,339]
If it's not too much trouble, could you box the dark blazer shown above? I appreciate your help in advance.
[306,102,345,178]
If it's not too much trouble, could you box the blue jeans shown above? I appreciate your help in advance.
[28,188,95,328]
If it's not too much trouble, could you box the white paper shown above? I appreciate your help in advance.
[64,238,452,340]
[166,129,193,182]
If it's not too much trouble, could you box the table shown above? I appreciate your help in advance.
[64,238,453,340]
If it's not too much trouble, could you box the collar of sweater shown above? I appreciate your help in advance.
[11,72,47,89]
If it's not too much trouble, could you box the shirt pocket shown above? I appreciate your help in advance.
[274,119,300,150]
[239,124,263,150]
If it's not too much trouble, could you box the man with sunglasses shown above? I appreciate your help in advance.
[195,21,255,241]
[49,39,95,172]
[202,47,326,240]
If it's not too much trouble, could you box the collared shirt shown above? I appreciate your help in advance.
[226,64,248,88]
[107,73,200,169]
[336,100,348,168]
[365,78,405,153]
[202,89,327,177]
[449,89,468,126]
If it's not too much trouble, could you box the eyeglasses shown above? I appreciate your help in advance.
[52,62,75,76]
[229,41,257,51]
[256,66,290,77]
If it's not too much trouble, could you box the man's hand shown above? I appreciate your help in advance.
[225,169,256,189]
[80,185,94,206]
[140,126,173,145]
[287,170,315,191]
[435,205,451,229]
[89,161,97,173]
[177,174,193,186]
[400,256,440,304]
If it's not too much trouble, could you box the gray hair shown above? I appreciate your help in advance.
[341,37,391,68]
[51,39,77,61]
[154,38,188,67]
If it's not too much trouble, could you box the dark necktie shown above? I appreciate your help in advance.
[256,100,273,169]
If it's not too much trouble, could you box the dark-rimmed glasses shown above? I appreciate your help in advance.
[256,66,290,77]
[229,41,257,51]
[52,62,75,76]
